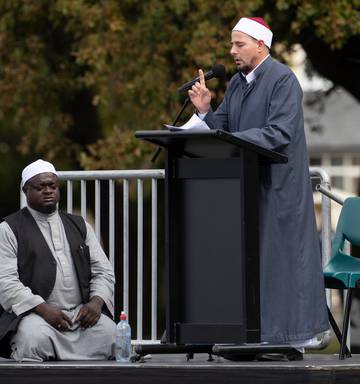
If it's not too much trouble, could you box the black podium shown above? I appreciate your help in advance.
[135,129,287,355]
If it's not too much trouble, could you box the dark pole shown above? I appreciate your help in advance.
[151,96,191,163]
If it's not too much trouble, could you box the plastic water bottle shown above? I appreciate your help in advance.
[115,311,131,362]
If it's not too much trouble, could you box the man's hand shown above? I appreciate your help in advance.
[34,302,72,330]
[188,69,212,114]
[75,296,104,329]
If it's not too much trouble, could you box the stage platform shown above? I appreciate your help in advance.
[1,354,360,384]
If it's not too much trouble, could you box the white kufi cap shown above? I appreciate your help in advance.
[232,17,273,48]
[22,159,58,186]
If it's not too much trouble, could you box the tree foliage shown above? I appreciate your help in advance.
[0,0,359,175]
[0,0,124,167]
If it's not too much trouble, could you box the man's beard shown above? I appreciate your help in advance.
[238,63,252,75]
[37,203,57,214]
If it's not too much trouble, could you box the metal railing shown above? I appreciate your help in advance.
[20,167,333,348]
[309,167,332,269]
[308,167,333,349]
[315,181,351,350]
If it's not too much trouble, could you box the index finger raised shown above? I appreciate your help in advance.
[198,69,206,86]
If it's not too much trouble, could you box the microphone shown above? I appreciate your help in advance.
[177,64,226,93]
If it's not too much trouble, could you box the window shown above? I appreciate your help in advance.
[331,157,343,166]
[352,157,360,166]
[309,157,321,166]
[354,177,360,195]
[332,176,344,190]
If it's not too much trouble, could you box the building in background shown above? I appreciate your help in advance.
[304,87,360,195]
[290,44,360,196]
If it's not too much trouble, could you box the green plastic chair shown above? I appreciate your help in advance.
[324,196,360,360]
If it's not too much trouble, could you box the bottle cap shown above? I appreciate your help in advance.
[120,311,127,321]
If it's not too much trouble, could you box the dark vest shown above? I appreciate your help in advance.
[0,207,91,356]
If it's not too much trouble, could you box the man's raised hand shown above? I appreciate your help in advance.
[188,69,212,114]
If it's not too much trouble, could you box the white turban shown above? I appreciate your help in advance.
[22,159,58,186]
[232,17,273,48]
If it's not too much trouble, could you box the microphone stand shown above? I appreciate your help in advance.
[151,96,191,163]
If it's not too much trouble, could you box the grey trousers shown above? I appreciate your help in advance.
[10,306,117,361]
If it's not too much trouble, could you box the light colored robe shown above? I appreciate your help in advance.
[0,208,116,361]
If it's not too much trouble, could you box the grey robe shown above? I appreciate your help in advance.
[205,56,329,343]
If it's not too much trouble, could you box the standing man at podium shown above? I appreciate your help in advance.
[188,17,328,348]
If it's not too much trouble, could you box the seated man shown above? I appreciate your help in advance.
[0,159,116,361]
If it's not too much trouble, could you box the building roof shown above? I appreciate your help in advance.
[304,88,360,153]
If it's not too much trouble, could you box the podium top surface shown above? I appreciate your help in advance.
[135,129,287,164]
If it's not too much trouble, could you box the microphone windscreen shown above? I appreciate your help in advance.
[211,64,226,79]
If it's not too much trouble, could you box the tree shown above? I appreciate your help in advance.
[0,0,359,175]
[261,0,360,100]
[0,0,126,216]
[82,0,252,169]
[0,0,125,169]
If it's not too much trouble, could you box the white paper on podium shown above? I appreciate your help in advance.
[164,113,210,131]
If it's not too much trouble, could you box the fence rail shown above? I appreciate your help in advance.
[308,167,333,349]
